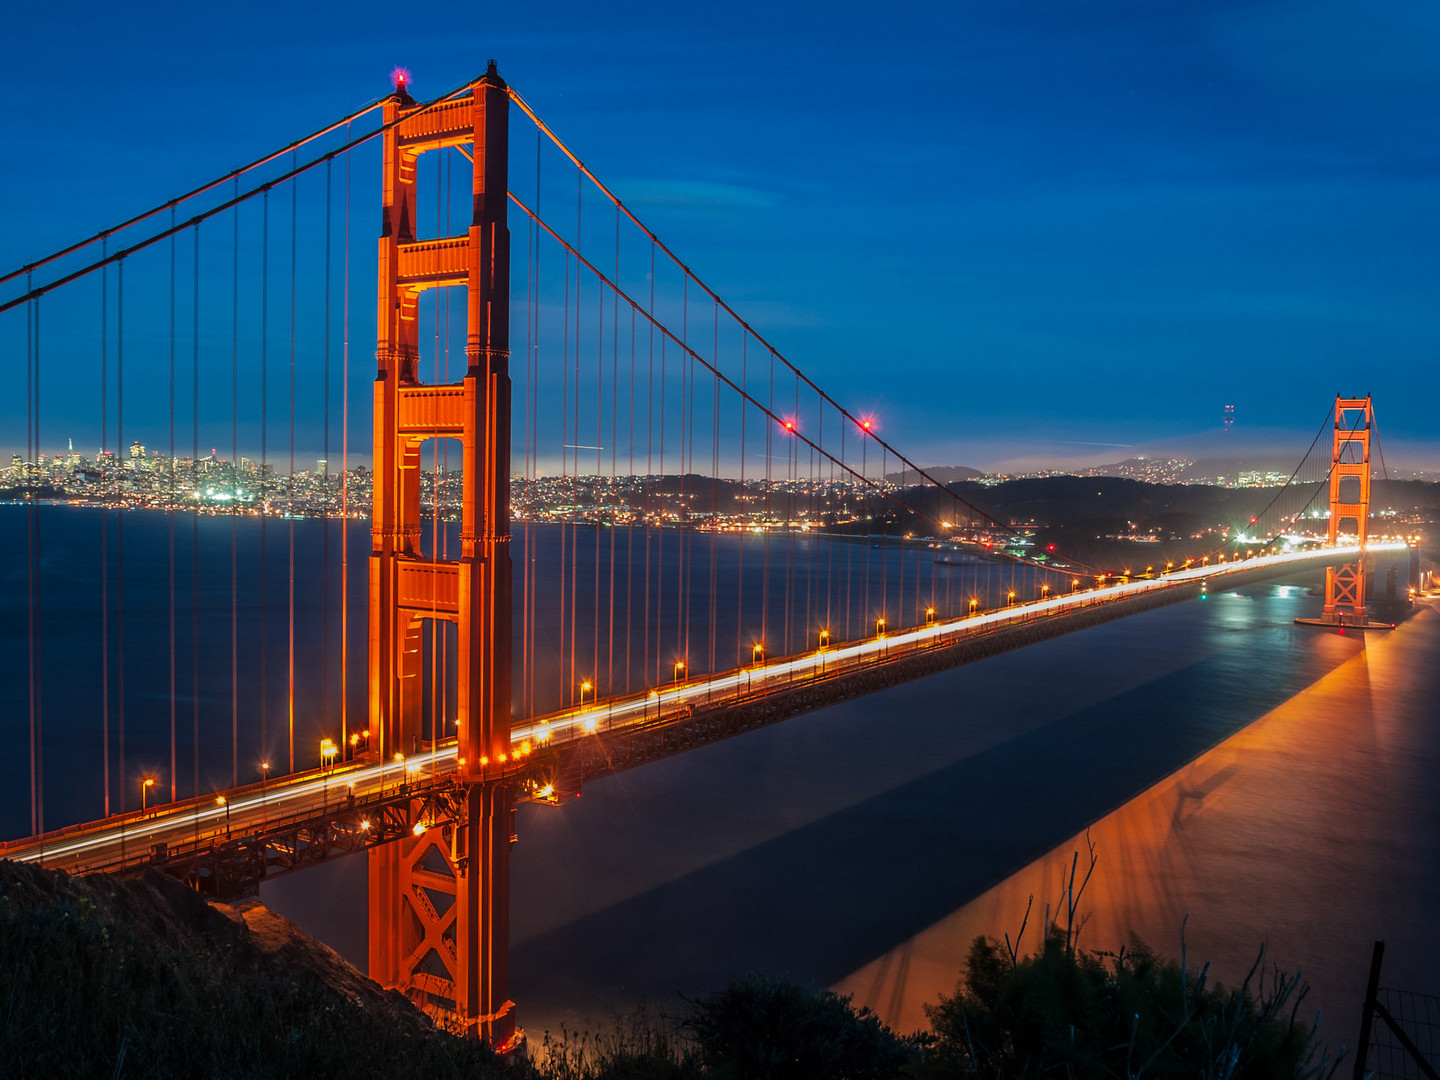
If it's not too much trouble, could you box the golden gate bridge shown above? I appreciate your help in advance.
[0,64,1413,1047]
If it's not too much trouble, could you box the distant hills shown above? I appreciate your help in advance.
[889,457,1308,486]
[884,465,986,485]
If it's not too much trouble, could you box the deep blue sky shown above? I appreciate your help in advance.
[5,0,1438,472]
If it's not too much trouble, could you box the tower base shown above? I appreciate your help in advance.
[1294,615,1395,631]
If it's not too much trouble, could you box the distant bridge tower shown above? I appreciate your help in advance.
[367,63,516,1046]
[1299,396,1375,629]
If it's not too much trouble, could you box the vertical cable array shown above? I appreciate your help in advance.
[0,90,458,834]
[0,73,1379,852]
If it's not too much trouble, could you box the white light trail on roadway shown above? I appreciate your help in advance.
[2,541,1408,869]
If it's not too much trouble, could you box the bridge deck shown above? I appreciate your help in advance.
[0,543,1402,894]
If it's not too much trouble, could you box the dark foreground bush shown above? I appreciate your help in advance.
[684,973,920,1080]
[2,858,1344,1080]
[919,929,1343,1080]
[534,976,919,1080]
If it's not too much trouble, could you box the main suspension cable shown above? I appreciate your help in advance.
[2,73,492,316]
[0,99,386,289]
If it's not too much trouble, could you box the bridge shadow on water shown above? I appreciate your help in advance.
[509,600,1360,1028]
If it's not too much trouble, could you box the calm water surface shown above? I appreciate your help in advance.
[3,507,1433,1046]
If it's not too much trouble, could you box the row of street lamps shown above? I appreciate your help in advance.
[567,583,1083,706]
[136,727,351,829]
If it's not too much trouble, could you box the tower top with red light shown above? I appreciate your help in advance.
[389,66,415,105]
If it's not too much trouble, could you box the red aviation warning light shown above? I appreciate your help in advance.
[390,66,412,91]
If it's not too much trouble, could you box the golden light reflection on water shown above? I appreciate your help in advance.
[837,604,1435,1035]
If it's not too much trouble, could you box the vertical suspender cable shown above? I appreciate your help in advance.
[442,149,451,732]
[341,132,351,750]
[709,302,718,676]
[117,259,126,811]
[626,303,635,694]
[192,224,201,799]
[288,162,297,776]
[736,333,746,666]
[34,295,43,832]
[322,158,331,746]
[594,222,602,692]
[785,370,797,653]
[643,242,654,690]
[524,131,540,715]
[880,446,888,623]
[25,285,31,817]
[260,189,269,768]
[657,336,666,685]
[808,392,817,645]
[25,283,33,826]
[231,180,240,789]
[101,248,110,817]
[560,248,570,700]
[861,417,868,630]
[169,210,178,804]
[431,156,442,753]
[678,280,688,668]
[842,420,850,640]
[761,347,771,655]
[571,176,582,695]
[609,208,618,693]
[26,287,43,832]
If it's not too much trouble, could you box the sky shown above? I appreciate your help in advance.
[3,0,1439,473]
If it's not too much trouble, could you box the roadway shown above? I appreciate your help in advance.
[1,540,1408,878]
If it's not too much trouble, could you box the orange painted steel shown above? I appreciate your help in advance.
[366,62,516,1047]
[1320,396,1373,624]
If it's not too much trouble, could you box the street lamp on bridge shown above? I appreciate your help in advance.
[141,777,156,813]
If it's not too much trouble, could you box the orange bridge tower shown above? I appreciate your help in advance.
[1297,395,1381,630]
[367,62,516,1046]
